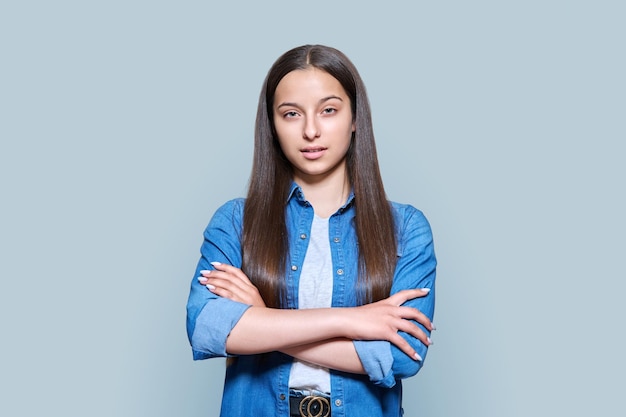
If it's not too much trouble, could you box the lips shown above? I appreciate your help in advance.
[301,146,327,160]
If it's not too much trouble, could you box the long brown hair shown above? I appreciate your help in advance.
[242,44,396,307]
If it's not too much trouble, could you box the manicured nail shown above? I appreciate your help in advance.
[431,323,437,331]
[197,276,208,283]
[206,284,216,290]
[414,353,422,361]
[210,261,222,267]
[200,270,211,274]
[427,337,433,345]
[420,288,430,293]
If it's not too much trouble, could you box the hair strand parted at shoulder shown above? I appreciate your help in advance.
[242,44,397,307]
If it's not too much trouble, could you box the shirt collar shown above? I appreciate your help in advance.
[287,181,355,211]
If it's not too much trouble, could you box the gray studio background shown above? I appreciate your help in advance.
[1,1,624,416]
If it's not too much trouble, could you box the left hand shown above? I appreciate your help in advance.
[197,262,266,307]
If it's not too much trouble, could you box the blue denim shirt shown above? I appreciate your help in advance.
[186,183,437,417]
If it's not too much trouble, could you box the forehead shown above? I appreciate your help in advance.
[274,68,347,101]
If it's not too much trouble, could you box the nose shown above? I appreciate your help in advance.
[303,116,320,140]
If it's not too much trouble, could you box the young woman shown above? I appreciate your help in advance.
[186,44,437,417]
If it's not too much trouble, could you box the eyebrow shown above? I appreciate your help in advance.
[276,95,344,109]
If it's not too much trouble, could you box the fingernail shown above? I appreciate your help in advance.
[206,284,216,290]
[210,261,222,267]
[427,337,433,345]
[197,276,208,283]
[414,353,422,361]
[420,288,430,293]
[200,270,211,274]
[431,323,437,331]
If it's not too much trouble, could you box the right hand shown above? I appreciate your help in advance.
[345,288,433,360]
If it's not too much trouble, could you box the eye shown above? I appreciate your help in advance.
[283,110,300,119]
[322,107,337,115]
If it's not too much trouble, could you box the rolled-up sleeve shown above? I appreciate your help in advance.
[353,205,437,387]
[186,199,252,360]
[354,340,395,387]
[191,297,250,359]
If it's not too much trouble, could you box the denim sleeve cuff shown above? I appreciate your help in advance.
[191,297,251,359]
[353,340,396,388]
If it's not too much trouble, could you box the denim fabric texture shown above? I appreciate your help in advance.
[186,183,437,417]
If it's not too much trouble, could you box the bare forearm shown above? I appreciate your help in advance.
[281,338,365,374]
[224,289,432,361]
[225,306,344,354]
[226,308,365,373]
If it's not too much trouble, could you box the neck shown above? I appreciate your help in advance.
[294,169,350,218]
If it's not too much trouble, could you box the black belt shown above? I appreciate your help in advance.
[289,391,331,417]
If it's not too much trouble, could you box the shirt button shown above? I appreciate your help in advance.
[291,265,298,271]
[336,269,344,275]
[300,233,307,239]
[335,399,342,407]
[333,237,340,243]
[279,394,286,400]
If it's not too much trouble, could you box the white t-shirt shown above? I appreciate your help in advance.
[288,215,333,393]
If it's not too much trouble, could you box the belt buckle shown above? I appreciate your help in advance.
[298,394,330,417]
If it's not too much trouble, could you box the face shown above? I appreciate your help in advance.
[272,68,355,184]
